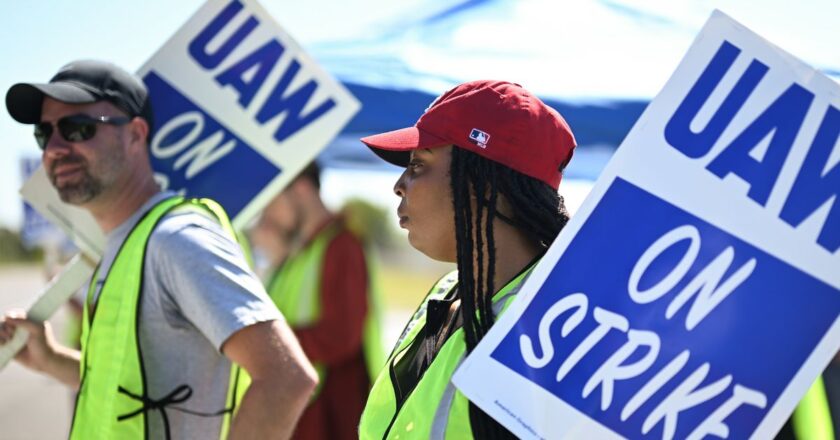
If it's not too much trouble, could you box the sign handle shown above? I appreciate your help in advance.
[0,252,97,370]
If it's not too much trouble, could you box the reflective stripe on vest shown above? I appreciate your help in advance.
[793,375,835,440]
[71,196,247,440]
[359,265,535,440]
[265,223,386,397]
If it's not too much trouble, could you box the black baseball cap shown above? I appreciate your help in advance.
[6,59,153,132]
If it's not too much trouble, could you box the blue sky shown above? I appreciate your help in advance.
[1,0,837,230]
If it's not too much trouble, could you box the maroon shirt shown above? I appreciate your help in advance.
[289,220,371,440]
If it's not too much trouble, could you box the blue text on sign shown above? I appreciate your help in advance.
[665,40,840,254]
[188,0,337,143]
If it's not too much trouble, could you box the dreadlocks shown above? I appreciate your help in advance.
[450,147,570,439]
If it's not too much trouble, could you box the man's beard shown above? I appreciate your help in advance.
[48,156,103,205]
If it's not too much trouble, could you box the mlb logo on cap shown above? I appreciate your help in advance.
[469,128,490,148]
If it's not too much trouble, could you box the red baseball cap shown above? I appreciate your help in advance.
[360,80,576,190]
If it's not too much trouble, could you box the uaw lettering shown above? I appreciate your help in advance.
[665,40,840,254]
[143,0,342,219]
[486,37,840,440]
[187,0,336,143]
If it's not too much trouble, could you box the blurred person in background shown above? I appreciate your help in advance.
[357,80,576,439]
[249,196,297,281]
[255,162,385,440]
[775,352,840,440]
[0,59,317,439]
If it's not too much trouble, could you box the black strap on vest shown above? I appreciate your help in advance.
[117,384,233,440]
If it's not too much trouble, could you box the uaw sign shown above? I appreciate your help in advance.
[140,0,359,229]
[453,11,840,440]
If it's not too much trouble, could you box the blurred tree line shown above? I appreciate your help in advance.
[341,198,401,249]
[0,228,42,263]
[0,199,399,263]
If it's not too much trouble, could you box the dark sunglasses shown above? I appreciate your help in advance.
[34,114,131,150]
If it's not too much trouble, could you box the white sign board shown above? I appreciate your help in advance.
[453,11,840,440]
[138,0,359,230]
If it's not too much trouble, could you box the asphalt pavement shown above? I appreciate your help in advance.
[0,264,72,439]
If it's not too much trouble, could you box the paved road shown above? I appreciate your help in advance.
[0,265,72,439]
[0,264,413,439]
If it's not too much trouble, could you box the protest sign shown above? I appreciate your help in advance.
[138,0,359,230]
[453,11,840,439]
[19,157,67,249]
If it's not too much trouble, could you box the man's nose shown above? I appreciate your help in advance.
[42,131,73,159]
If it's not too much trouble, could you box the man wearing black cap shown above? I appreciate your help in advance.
[0,60,317,439]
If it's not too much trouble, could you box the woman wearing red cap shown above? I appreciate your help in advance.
[358,80,577,439]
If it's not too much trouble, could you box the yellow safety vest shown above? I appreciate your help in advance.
[792,375,835,440]
[359,266,534,439]
[265,222,385,396]
[71,196,248,440]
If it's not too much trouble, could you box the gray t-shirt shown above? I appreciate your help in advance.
[86,192,282,438]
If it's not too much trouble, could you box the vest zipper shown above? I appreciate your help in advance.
[382,355,404,438]
[381,320,443,439]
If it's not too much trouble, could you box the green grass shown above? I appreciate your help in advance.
[376,264,445,311]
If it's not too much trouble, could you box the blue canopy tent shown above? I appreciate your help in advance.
[305,0,659,180]
[291,0,838,180]
[322,82,646,180]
